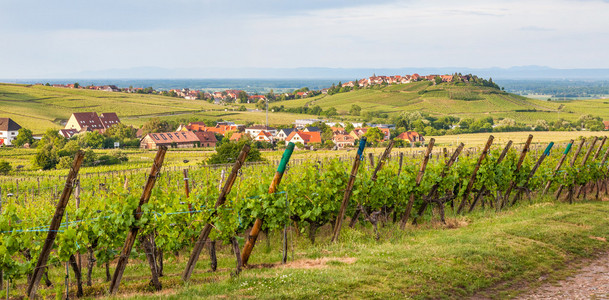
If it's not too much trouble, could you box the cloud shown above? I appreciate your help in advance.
[520,26,556,31]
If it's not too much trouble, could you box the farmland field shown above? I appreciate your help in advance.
[2,135,609,299]
[2,82,609,134]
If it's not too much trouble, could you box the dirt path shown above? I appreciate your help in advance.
[514,252,609,299]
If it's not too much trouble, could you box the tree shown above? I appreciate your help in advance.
[74,82,80,88]
[206,140,263,164]
[255,99,266,110]
[345,122,355,133]
[350,104,361,116]
[364,127,384,145]
[0,160,11,175]
[78,131,105,149]
[434,76,442,85]
[141,117,172,134]
[324,107,338,117]
[13,128,35,147]
[238,91,249,103]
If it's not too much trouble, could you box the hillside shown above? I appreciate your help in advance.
[0,83,318,133]
[263,81,589,124]
[2,81,609,134]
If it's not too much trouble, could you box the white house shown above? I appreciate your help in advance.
[245,125,277,138]
[0,118,22,146]
[275,128,296,141]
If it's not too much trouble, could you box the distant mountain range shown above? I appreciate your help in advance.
[60,66,609,80]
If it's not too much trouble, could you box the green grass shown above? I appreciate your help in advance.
[11,198,609,299]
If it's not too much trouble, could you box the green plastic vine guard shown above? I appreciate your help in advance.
[277,142,295,174]
[544,142,554,156]
[357,137,367,160]
[563,142,573,155]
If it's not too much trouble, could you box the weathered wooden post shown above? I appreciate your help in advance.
[542,139,574,197]
[572,136,598,200]
[397,152,404,177]
[555,138,586,199]
[501,134,534,209]
[413,142,464,224]
[109,146,167,294]
[400,138,435,229]
[332,138,367,242]
[240,143,295,266]
[468,140,512,213]
[511,142,554,206]
[27,150,85,299]
[457,135,494,214]
[182,144,250,282]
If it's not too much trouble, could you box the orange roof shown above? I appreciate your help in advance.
[286,131,322,144]
[230,132,246,141]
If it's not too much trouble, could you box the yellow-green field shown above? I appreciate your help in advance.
[429,131,606,147]
[0,83,317,133]
[2,82,609,134]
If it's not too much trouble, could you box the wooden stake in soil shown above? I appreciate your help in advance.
[468,141,512,213]
[413,142,464,224]
[511,142,554,206]
[240,143,295,267]
[400,138,435,229]
[457,135,494,214]
[542,139,574,197]
[573,136,599,199]
[27,150,85,299]
[331,138,366,242]
[109,146,167,294]
[183,169,193,214]
[182,144,251,282]
[501,134,534,208]
[554,138,585,199]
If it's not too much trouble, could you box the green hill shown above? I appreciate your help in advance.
[266,81,578,124]
[1,81,609,134]
[0,83,318,133]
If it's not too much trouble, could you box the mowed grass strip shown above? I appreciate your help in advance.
[86,200,609,299]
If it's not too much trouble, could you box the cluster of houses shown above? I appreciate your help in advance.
[337,74,457,89]
[1,113,424,150]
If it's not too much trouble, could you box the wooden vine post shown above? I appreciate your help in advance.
[510,142,554,206]
[413,142,464,224]
[108,146,167,294]
[397,152,404,177]
[347,140,394,231]
[240,143,295,266]
[183,169,193,214]
[468,140,512,213]
[400,138,435,229]
[457,135,494,214]
[541,139,574,196]
[593,136,608,160]
[331,138,367,242]
[501,134,534,209]
[27,150,85,299]
[555,138,586,199]
[572,136,598,200]
[182,144,251,281]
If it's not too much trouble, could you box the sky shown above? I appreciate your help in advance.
[1,0,608,78]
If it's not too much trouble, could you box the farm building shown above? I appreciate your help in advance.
[193,131,218,148]
[140,131,200,149]
[332,134,355,148]
[64,112,121,133]
[0,118,21,146]
[285,131,322,146]
[396,131,425,142]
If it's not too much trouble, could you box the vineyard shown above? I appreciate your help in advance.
[1,134,609,299]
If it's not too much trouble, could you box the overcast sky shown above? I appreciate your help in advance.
[1,0,608,78]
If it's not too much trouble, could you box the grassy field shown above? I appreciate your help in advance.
[0,83,317,133]
[428,131,606,147]
[2,82,609,135]
[13,198,609,299]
